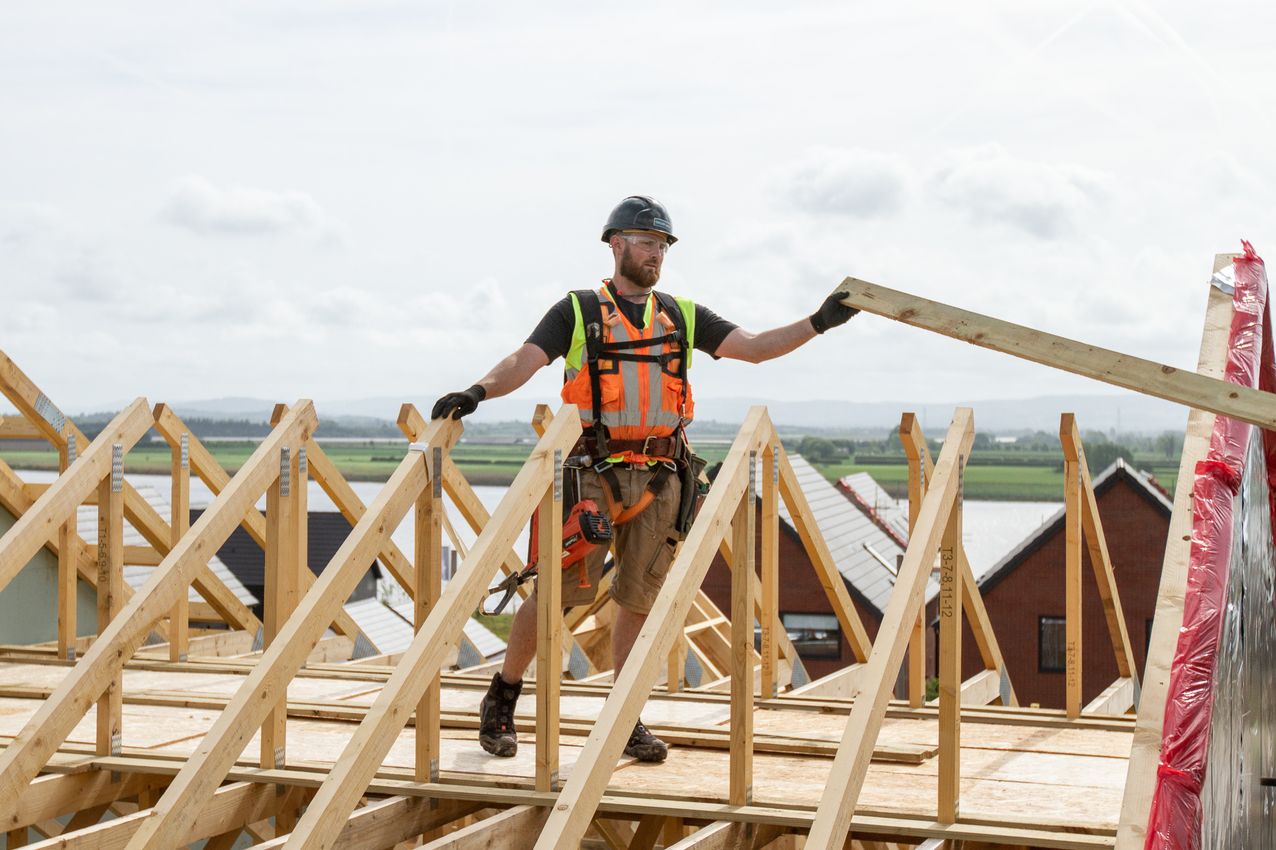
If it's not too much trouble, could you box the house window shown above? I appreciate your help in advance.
[782,612,842,659]
[1039,616,1066,673]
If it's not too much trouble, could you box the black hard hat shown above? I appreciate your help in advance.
[601,195,677,245]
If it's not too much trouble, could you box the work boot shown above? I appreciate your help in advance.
[478,673,522,757]
[623,719,668,763]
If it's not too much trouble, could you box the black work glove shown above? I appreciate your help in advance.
[431,384,486,420]
[809,291,860,334]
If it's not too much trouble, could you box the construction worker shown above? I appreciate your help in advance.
[432,195,858,763]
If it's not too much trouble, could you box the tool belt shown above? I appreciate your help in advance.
[569,434,706,541]
[570,434,682,462]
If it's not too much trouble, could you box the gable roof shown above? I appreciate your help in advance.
[779,455,921,618]
[196,508,381,589]
[837,472,911,543]
[342,597,506,664]
[976,458,1173,597]
[76,483,257,608]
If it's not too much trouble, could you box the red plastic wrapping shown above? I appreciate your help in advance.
[1145,242,1274,849]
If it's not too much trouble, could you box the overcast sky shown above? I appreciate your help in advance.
[2,2,1272,422]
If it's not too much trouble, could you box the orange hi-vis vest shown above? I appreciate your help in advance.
[560,281,696,463]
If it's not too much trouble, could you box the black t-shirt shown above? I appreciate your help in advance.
[526,287,739,363]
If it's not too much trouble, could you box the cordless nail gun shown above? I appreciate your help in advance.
[481,499,613,615]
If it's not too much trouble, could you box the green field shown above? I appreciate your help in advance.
[0,440,1176,502]
[818,460,1178,501]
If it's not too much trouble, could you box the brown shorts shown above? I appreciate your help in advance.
[556,464,681,615]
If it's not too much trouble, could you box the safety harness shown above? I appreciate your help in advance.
[572,283,691,521]
[481,285,698,617]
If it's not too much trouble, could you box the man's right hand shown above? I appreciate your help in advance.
[431,385,486,420]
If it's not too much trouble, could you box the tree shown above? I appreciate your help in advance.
[1156,431,1182,459]
[1085,441,1133,472]
[797,436,841,464]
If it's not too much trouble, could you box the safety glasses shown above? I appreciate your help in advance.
[620,233,670,255]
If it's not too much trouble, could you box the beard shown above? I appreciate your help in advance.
[619,245,661,289]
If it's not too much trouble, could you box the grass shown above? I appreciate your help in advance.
[478,612,515,642]
[815,461,1178,501]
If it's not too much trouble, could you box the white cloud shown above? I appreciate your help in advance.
[159,175,340,239]
[770,147,910,218]
[2,3,1272,411]
[928,145,1112,240]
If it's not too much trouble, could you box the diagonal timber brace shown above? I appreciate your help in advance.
[805,408,975,850]
[532,406,775,850]
[121,415,463,850]
[0,401,319,818]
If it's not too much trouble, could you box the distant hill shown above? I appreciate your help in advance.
[78,390,1188,437]
[686,393,1187,435]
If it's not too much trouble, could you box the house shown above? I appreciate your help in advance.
[200,508,380,621]
[343,597,506,669]
[700,454,920,680]
[958,459,1172,708]
[836,472,910,545]
[0,483,257,645]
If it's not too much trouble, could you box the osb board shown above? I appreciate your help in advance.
[145,714,602,782]
[177,674,381,702]
[749,709,1133,759]
[0,661,381,703]
[426,687,730,729]
[0,661,237,699]
[0,697,223,750]
[605,748,1125,831]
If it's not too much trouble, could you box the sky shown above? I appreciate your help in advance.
[2,1,1273,422]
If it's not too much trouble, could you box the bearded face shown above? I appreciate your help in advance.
[619,242,662,289]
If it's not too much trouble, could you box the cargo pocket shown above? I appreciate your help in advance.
[662,377,694,421]
[642,476,682,582]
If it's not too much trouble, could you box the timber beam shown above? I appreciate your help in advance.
[153,403,366,643]
[64,754,1117,850]
[0,399,152,592]
[1114,258,1235,849]
[274,406,581,849]
[418,805,548,849]
[835,276,1276,431]
[805,409,975,850]
[0,402,319,816]
[245,796,484,850]
[23,781,311,850]
[120,416,462,850]
[533,407,773,849]
[7,770,168,833]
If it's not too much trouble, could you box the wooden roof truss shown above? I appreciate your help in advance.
[0,251,1255,848]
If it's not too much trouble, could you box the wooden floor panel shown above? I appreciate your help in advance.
[0,659,1129,839]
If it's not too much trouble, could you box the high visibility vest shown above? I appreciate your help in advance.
[561,281,696,462]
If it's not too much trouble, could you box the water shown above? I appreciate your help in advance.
[959,500,1063,580]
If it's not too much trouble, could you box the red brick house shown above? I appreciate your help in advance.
[957,459,1171,708]
[700,455,916,681]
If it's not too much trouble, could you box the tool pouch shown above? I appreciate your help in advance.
[674,452,708,539]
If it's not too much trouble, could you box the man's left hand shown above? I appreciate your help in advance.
[809,292,859,334]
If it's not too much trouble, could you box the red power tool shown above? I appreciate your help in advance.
[482,499,613,615]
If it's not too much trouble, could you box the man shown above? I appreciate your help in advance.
[432,195,857,763]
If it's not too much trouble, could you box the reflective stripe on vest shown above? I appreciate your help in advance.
[561,284,696,448]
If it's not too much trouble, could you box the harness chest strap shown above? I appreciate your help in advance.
[569,285,694,459]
